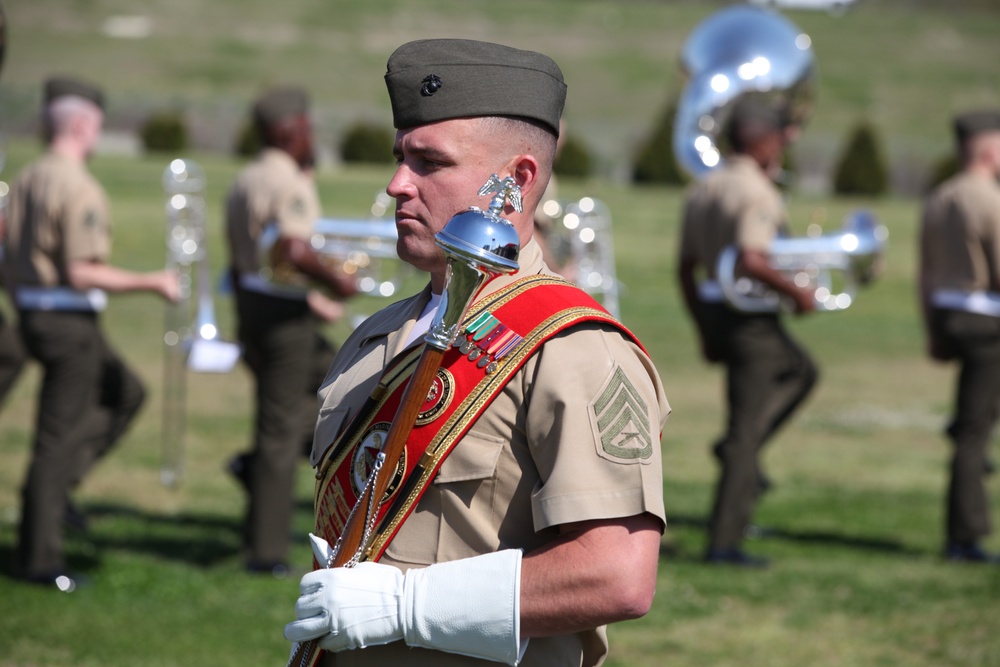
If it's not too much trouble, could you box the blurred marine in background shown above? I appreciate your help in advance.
[5,77,180,590]
[0,0,28,412]
[224,86,356,576]
[677,98,819,567]
[919,109,1000,564]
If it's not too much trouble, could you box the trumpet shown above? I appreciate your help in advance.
[161,159,240,487]
[257,192,412,303]
[716,210,888,313]
[538,196,621,318]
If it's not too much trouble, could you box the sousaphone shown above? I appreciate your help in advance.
[674,5,886,312]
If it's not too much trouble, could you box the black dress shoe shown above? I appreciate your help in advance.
[705,548,770,568]
[944,542,1000,564]
[25,570,89,592]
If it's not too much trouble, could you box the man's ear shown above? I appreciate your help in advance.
[509,154,541,200]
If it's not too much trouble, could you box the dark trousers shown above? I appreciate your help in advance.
[236,289,336,565]
[933,309,1000,544]
[702,304,818,551]
[0,309,27,409]
[16,310,145,577]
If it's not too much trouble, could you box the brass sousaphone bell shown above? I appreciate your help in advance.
[674,5,816,180]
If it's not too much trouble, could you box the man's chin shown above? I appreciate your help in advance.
[396,241,445,275]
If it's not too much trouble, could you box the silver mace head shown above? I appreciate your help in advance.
[424,174,522,350]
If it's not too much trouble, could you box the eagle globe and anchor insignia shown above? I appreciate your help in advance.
[416,367,455,425]
[350,423,405,503]
[349,368,455,501]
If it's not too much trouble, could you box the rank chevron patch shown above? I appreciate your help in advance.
[592,367,653,462]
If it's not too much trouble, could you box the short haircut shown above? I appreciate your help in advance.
[479,115,558,166]
[43,94,101,142]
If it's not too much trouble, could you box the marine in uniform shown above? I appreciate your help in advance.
[225,86,356,575]
[677,98,818,567]
[919,109,1000,563]
[0,0,26,410]
[283,39,669,666]
[5,77,179,589]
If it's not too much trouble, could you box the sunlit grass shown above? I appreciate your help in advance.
[0,139,997,666]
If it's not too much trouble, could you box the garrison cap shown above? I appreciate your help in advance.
[953,110,1000,145]
[384,39,566,136]
[252,85,310,128]
[44,76,104,110]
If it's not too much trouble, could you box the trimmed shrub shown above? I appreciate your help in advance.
[340,122,394,165]
[553,133,592,179]
[140,111,187,153]
[631,100,688,186]
[832,120,889,196]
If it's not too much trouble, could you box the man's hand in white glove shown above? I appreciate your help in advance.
[285,561,405,650]
[284,534,525,665]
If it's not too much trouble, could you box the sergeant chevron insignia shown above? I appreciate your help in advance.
[591,367,653,463]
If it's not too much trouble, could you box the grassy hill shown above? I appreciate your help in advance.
[2,0,999,188]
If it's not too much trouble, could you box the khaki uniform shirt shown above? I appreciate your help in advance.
[4,152,111,288]
[225,148,319,275]
[920,171,1000,293]
[678,154,787,280]
[311,239,669,667]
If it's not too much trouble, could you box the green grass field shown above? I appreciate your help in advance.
[0,138,997,666]
[1,0,1000,665]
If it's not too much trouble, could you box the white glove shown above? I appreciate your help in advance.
[284,534,524,665]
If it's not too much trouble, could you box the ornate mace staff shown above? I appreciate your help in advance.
[289,175,522,667]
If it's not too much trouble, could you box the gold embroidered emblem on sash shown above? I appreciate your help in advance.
[416,368,455,426]
[350,422,406,502]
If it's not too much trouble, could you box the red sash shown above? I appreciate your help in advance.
[312,276,643,565]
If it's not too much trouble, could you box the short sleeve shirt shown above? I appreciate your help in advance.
[920,171,1000,293]
[311,239,669,667]
[4,152,111,288]
[224,148,320,275]
[678,154,787,280]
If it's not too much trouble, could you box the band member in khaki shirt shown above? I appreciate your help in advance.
[225,86,356,575]
[678,97,817,567]
[5,77,179,590]
[283,40,669,666]
[919,109,1000,563]
[0,2,27,412]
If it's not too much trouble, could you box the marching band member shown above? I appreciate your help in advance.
[677,97,818,567]
[0,0,27,412]
[224,86,356,576]
[5,77,179,590]
[284,39,670,666]
[919,109,1000,564]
